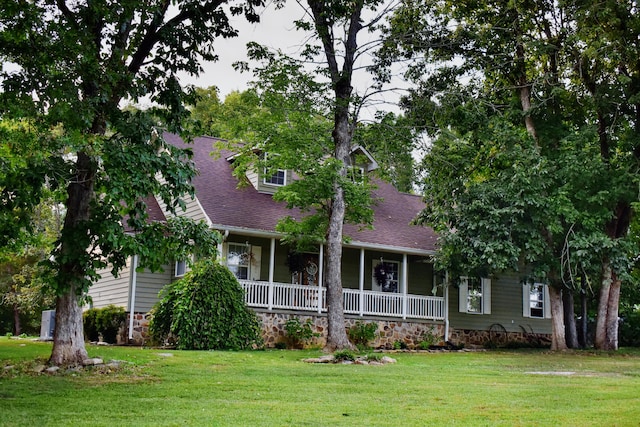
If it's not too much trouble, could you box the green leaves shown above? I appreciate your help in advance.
[149,259,263,350]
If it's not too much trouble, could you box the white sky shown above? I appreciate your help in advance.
[177,1,405,118]
[179,2,310,96]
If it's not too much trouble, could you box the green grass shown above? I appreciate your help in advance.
[1,337,640,426]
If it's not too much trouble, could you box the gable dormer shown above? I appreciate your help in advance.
[226,150,292,195]
[348,145,379,173]
[227,145,378,195]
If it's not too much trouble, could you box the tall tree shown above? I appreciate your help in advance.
[228,0,394,350]
[292,0,394,351]
[380,0,639,350]
[0,0,261,365]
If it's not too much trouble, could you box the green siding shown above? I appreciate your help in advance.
[449,270,552,334]
[89,262,131,309]
[133,265,173,313]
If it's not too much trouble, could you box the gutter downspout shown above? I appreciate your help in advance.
[444,271,449,342]
[359,248,365,316]
[128,254,139,341]
[218,229,229,260]
[402,254,408,320]
[318,244,324,314]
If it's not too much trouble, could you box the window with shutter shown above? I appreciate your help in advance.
[459,277,491,314]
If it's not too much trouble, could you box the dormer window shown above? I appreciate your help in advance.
[264,168,286,186]
[262,153,287,187]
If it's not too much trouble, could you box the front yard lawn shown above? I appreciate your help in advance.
[1,337,640,426]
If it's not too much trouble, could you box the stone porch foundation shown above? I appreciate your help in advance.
[123,311,550,348]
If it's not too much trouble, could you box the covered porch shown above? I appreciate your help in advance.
[221,232,446,322]
[240,279,446,320]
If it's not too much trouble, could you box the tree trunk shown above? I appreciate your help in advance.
[324,185,353,352]
[548,285,567,350]
[49,286,88,366]
[596,262,620,350]
[562,288,579,349]
[595,261,612,349]
[604,277,621,350]
[578,275,588,348]
[323,101,356,352]
[49,151,95,365]
[12,304,21,336]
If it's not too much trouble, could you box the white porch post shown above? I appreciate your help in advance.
[359,248,365,316]
[402,254,408,319]
[318,244,324,313]
[128,254,138,340]
[268,238,275,310]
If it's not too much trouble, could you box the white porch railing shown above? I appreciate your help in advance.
[239,280,445,321]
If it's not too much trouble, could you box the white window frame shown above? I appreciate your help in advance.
[263,168,286,186]
[226,242,251,280]
[523,282,551,319]
[175,260,187,277]
[262,153,287,186]
[458,277,491,314]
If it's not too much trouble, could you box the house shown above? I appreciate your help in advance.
[88,134,552,348]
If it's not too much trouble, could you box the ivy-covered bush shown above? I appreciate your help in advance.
[82,305,126,343]
[149,259,263,350]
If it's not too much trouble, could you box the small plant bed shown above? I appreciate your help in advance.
[303,351,397,365]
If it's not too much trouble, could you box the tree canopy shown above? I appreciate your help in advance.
[0,0,263,365]
[379,0,640,349]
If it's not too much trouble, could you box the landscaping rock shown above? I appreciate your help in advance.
[302,355,334,364]
[82,358,104,366]
[303,354,398,365]
[32,364,47,373]
[46,366,60,374]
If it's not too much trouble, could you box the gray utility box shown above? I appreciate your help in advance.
[40,310,55,340]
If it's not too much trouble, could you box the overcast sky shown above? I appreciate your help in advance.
[177,1,405,118]
[179,2,309,97]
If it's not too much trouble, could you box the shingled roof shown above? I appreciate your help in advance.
[163,133,438,255]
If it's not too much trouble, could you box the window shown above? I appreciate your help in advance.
[262,154,286,186]
[264,168,286,186]
[458,277,491,314]
[523,282,550,319]
[373,260,400,293]
[227,243,250,280]
[175,260,187,277]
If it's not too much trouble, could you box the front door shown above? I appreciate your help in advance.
[292,253,320,286]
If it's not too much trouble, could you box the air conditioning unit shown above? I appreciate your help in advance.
[40,310,55,341]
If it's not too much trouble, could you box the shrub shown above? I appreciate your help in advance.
[284,318,320,349]
[83,308,100,342]
[393,340,407,350]
[365,352,382,362]
[417,327,440,350]
[83,305,126,343]
[98,305,127,343]
[620,308,640,347]
[347,321,378,349]
[333,349,356,362]
[149,259,263,350]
